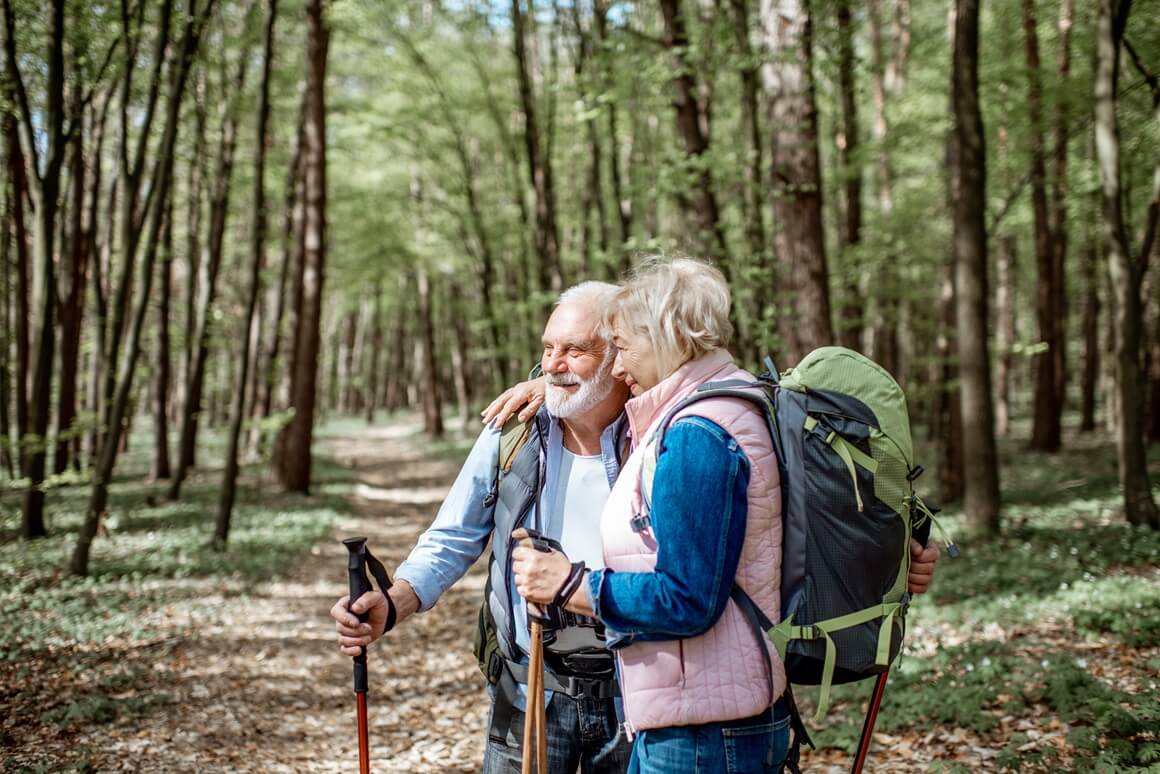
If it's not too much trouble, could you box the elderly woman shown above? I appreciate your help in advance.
[514,258,789,773]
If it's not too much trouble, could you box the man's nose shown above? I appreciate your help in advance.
[543,348,568,372]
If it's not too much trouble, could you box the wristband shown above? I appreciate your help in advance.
[552,561,588,609]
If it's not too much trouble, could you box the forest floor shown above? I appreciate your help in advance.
[2,416,1158,773]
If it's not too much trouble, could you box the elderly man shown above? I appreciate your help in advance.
[331,281,942,773]
[333,282,635,773]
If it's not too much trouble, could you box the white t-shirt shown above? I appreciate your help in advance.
[545,448,609,654]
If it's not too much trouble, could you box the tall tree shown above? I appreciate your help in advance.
[1080,241,1101,433]
[1024,0,1063,452]
[761,0,833,365]
[511,0,563,301]
[1,65,30,477]
[659,0,732,272]
[995,235,1017,436]
[1050,0,1073,436]
[834,0,863,352]
[274,0,329,492]
[153,196,173,480]
[593,0,632,272]
[867,0,900,374]
[73,0,217,575]
[1095,0,1159,528]
[169,34,251,501]
[217,0,277,548]
[3,0,68,539]
[952,0,1001,532]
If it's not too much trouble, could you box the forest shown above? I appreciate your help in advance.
[1,0,1159,771]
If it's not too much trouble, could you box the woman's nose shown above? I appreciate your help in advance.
[611,352,626,380]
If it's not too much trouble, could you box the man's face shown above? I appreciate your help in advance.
[540,302,616,418]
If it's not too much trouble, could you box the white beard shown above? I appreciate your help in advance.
[544,367,615,418]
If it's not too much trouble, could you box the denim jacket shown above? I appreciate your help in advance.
[587,417,750,647]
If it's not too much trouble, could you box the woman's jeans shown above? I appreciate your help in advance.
[627,700,791,774]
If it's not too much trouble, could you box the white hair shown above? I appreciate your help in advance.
[556,281,619,310]
[605,257,733,378]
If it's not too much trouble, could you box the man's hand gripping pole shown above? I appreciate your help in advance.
[343,537,396,774]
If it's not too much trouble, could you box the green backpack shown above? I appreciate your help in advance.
[641,347,955,719]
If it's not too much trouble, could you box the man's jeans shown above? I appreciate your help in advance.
[626,702,791,774]
[483,691,632,774]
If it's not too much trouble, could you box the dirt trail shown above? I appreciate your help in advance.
[76,419,490,773]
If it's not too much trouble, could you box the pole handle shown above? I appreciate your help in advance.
[344,536,373,694]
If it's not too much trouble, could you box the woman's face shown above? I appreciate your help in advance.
[611,323,661,397]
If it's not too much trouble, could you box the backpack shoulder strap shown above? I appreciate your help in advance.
[498,415,534,473]
[636,380,779,525]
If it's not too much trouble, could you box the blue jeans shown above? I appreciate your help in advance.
[483,691,632,774]
[627,702,790,774]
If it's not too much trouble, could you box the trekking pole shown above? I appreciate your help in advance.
[512,529,549,774]
[851,671,890,774]
[344,537,374,774]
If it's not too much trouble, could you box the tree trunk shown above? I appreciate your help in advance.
[936,254,964,503]
[511,0,562,301]
[152,195,173,479]
[1095,0,1159,528]
[834,0,863,352]
[1050,0,1073,439]
[104,0,176,449]
[273,0,328,493]
[169,46,248,501]
[11,128,29,468]
[868,0,899,373]
[1081,241,1101,432]
[217,0,276,549]
[365,285,383,423]
[179,68,206,430]
[593,0,632,272]
[659,0,730,268]
[339,310,356,415]
[74,0,212,575]
[277,133,307,413]
[449,279,472,428]
[384,277,408,412]
[0,75,12,477]
[7,0,68,539]
[415,268,444,438]
[952,0,1001,533]
[761,0,833,366]
[54,90,89,475]
[86,174,114,467]
[995,235,1016,437]
[1024,0,1062,453]
[0,73,21,477]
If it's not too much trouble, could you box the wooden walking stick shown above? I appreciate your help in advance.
[343,537,396,774]
[513,529,549,774]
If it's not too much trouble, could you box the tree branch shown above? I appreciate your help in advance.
[0,0,42,182]
[1123,36,1159,104]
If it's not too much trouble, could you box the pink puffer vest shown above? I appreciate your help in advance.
[601,349,786,733]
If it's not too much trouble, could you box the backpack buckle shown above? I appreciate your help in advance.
[898,592,911,616]
[630,514,651,533]
[799,624,823,640]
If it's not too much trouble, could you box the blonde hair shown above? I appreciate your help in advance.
[606,257,733,378]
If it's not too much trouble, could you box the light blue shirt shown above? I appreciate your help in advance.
[395,412,624,661]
